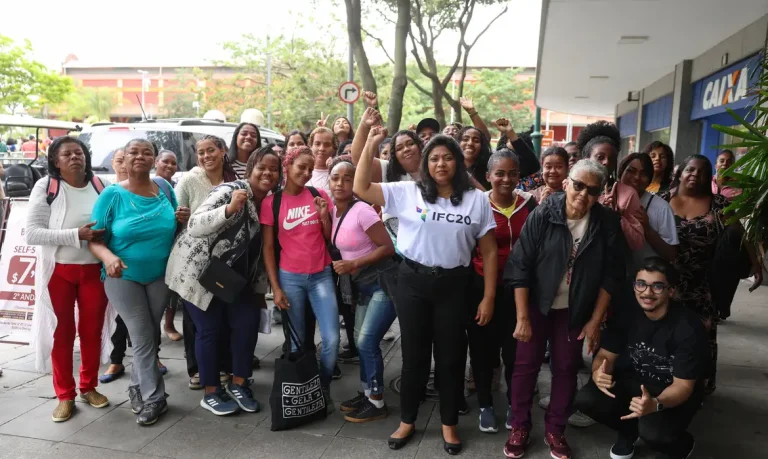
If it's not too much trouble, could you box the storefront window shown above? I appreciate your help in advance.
[719,125,749,160]
[646,128,670,145]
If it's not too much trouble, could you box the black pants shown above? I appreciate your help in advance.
[397,260,470,426]
[110,315,129,365]
[183,301,232,377]
[575,377,701,458]
[466,273,517,408]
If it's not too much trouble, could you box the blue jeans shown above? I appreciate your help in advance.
[279,266,339,386]
[353,280,396,395]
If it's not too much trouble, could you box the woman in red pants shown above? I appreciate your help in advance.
[27,137,115,423]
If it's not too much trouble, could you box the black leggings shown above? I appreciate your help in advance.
[575,377,701,457]
[396,261,470,426]
[466,273,517,408]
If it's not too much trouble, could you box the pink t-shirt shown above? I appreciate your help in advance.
[260,187,334,274]
[331,202,381,261]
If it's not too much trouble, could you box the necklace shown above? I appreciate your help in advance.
[128,190,166,221]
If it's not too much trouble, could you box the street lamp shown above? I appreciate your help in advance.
[137,70,149,118]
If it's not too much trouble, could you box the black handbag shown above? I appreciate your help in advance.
[270,311,328,431]
[198,209,249,304]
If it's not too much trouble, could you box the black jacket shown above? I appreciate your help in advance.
[503,192,626,330]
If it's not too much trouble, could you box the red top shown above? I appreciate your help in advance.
[472,190,537,284]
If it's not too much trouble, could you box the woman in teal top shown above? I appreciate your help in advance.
[89,138,182,427]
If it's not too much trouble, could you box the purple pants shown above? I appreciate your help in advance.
[510,305,584,435]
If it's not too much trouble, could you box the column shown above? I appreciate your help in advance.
[669,60,699,163]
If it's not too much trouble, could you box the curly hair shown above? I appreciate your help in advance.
[197,135,237,181]
[417,134,473,205]
[47,137,94,180]
[228,122,261,163]
[245,145,282,192]
[282,146,314,181]
[487,148,520,172]
[577,120,621,157]
[641,141,674,190]
[386,130,423,183]
[309,126,339,153]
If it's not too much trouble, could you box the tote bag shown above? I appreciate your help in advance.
[269,311,328,431]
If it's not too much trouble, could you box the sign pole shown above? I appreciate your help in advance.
[347,47,354,126]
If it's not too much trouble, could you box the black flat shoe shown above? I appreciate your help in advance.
[388,428,415,450]
[441,432,462,455]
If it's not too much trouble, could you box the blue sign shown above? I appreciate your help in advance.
[690,54,761,120]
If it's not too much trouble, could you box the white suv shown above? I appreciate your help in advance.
[78,118,284,180]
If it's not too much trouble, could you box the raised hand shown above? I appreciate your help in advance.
[492,118,514,134]
[459,96,475,112]
[316,112,330,128]
[363,91,378,108]
[368,125,389,145]
[361,107,382,128]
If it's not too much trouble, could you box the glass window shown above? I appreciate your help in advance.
[620,136,636,155]
[646,128,670,145]
[79,130,183,173]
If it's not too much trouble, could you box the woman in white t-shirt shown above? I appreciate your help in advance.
[354,127,498,454]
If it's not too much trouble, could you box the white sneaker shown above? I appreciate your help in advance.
[382,329,396,341]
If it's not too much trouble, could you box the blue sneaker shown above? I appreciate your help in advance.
[200,388,239,416]
[226,382,261,413]
[479,407,498,433]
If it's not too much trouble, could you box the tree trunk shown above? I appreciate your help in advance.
[431,82,447,128]
[387,0,410,133]
[345,0,377,94]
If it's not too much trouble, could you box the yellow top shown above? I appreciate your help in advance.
[646,178,661,194]
[490,194,519,219]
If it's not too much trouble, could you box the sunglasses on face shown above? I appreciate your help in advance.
[570,178,602,197]
[633,280,670,294]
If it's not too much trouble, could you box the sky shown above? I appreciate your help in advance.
[2,0,541,70]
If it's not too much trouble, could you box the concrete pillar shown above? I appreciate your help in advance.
[634,90,646,149]
[669,60,699,162]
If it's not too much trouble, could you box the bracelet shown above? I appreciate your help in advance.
[468,110,478,117]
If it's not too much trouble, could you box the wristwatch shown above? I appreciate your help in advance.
[654,398,664,412]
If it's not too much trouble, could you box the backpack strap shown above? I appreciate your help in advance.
[306,186,321,199]
[152,176,173,202]
[46,176,60,205]
[332,200,358,248]
[90,176,106,194]
[644,193,655,212]
[272,190,283,267]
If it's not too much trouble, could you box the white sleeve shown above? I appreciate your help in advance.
[381,181,410,218]
[476,192,496,238]
[656,200,679,245]
[379,159,390,183]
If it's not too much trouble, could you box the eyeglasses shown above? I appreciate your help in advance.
[633,280,670,294]
[569,178,602,197]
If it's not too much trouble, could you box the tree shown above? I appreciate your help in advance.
[407,0,508,127]
[59,87,116,121]
[463,68,535,132]
[0,35,73,115]
[344,0,377,96]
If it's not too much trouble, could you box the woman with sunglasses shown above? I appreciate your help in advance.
[503,159,626,459]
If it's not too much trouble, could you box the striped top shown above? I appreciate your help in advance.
[232,160,247,179]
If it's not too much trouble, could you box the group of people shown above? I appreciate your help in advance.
[0,134,50,154]
[26,90,763,459]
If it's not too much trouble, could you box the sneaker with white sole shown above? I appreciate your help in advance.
[505,405,513,430]
[200,388,240,416]
[226,382,261,413]
[609,432,637,459]
[479,407,499,433]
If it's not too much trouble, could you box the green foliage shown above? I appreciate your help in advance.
[714,52,768,244]
[58,86,117,121]
[464,68,535,131]
[0,35,74,114]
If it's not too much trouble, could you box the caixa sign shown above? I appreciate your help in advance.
[690,54,761,120]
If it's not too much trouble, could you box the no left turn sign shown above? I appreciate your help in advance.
[338,81,361,104]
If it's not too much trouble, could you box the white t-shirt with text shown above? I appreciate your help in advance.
[381,181,495,269]
[551,211,590,310]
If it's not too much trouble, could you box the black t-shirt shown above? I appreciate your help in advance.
[601,304,710,387]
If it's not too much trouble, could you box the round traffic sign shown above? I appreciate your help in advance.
[338,81,361,104]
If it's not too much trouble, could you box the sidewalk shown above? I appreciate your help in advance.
[1,282,766,459]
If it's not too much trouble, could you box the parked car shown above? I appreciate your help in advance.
[78,118,284,181]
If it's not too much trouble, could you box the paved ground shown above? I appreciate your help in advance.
[1,282,766,459]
